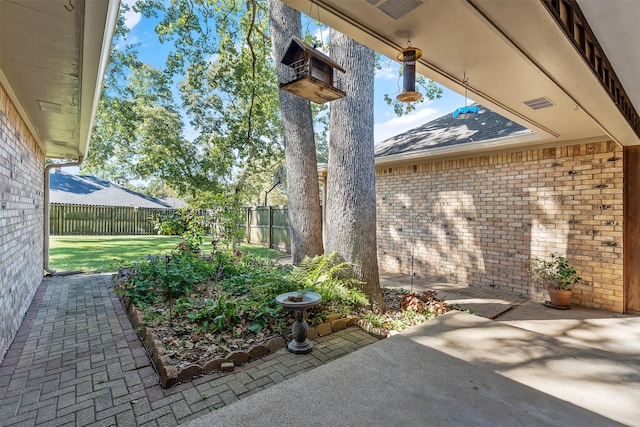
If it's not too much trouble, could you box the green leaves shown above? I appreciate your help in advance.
[383,73,444,116]
[87,0,286,206]
[529,253,583,290]
[113,249,300,335]
[289,253,370,307]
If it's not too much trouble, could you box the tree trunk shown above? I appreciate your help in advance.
[268,0,323,264]
[325,30,385,311]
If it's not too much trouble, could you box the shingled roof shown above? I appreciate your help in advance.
[49,172,185,209]
[375,105,533,158]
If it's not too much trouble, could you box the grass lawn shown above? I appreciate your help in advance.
[49,235,286,273]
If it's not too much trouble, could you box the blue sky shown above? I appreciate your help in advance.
[120,1,466,144]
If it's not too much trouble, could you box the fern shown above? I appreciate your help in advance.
[289,253,370,307]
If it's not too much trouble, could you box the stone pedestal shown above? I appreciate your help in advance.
[276,292,322,354]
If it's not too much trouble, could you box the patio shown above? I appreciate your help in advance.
[1,273,638,426]
[0,274,377,426]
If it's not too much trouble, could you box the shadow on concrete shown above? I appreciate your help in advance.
[186,311,638,427]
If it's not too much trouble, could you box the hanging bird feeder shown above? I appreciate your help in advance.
[396,44,422,103]
[279,36,346,104]
[453,75,479,119]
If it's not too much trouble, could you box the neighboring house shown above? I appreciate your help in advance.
[374,105,535,161]
[0,1,118,362]
[49,171,186,209]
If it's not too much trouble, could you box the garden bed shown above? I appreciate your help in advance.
[122,295,366,387]
[114,250,450,388]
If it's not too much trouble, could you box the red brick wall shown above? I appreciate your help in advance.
[376,141,624,312]
[0,85,45,361]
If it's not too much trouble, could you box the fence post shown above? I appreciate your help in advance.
[268,206,273,249]
[246,207,251,244]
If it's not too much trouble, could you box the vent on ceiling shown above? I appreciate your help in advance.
[377,0,423,20]
[523,97,555,110]
[52,140,68,146]
[38,100,63,114]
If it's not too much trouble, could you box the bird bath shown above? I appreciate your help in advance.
[276,291,322,354]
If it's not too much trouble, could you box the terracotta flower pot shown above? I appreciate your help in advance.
[548,287,572,307]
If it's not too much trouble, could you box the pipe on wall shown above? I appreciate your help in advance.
[43,157,83,275]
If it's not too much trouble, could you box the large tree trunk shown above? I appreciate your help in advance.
[268,0,323,264]
[325,30,385,311]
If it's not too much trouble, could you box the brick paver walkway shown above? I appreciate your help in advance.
[0,274,378,426]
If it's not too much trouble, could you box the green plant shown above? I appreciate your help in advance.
[187,295,241,333]
[113,251,209,305]
[529,253,582,290]
[180,227,206,251]
[209,207,245,251]
[177,210,208,251]
[289,253,370,307]
[153,210,187,235]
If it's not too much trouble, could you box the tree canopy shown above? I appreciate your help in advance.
[85,0,285,205]
[85,0,443,206]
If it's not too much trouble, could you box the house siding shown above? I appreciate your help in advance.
[376,140,624,312]
[0,85,44,361]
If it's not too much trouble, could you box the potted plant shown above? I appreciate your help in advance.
[529,252,582,307]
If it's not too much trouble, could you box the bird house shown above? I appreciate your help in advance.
[279,36,346,104]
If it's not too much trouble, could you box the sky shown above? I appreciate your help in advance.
[120,0,466,144]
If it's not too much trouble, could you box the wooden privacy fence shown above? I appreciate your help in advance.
[50,203,173,235]
[246,206,290,251]
[50,203,294,249]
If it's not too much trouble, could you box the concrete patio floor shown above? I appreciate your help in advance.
[187,305,640,427]
[1,273,638,426]
[380,272,531,319]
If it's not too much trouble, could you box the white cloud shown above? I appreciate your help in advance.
[312,28,330,53]
[122,0,142,30]
[374,105,441,143]
[375,66,398,81]
[375,55,400,80]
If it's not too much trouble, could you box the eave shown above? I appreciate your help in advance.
[0,0,120,160]
[282,0,640,147]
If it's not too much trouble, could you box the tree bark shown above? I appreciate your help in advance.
[325,30,385,311]
[268,0,323,264]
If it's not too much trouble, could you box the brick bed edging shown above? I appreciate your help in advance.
[121,295,364,388]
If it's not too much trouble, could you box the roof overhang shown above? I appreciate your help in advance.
[282,0,640,147]
[317,133,609,177]
[0,0,119,160]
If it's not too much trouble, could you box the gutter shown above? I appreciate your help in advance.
[316,133,542,175]
[44,157,83,275]
[373,132,541,166]
[42,0,119,275]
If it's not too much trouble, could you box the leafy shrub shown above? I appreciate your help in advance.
[529,253,582,290]
[187,295,241,333]
[289,253,370,307]
[153,208,191,235]
[209,207,245,251]
[114,250,299,334]
[114,251,210,305]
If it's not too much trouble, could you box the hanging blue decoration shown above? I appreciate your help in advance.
[453,74,478,119]
[453,106,479,119]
